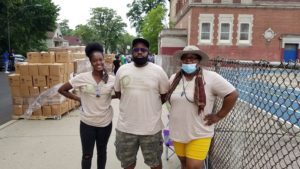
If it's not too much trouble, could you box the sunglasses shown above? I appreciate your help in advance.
[133,48,148,53]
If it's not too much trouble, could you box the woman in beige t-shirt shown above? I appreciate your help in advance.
[58,43,115,169]
[165,46,239,169]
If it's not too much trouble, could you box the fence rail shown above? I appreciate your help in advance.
[207,59,300,169]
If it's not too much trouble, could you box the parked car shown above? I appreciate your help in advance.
[0,54,26,71]
[14,54,26,63]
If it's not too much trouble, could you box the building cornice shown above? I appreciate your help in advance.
[175,2,300,25]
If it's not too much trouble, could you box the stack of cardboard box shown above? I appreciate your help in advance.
[104,54,115,73]
[9,51,80,119]
[48,46,85,53]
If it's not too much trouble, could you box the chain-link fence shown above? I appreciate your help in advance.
[207,59,300,169]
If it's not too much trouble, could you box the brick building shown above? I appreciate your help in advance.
[159,0,300,62]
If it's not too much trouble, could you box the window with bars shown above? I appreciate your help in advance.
[237,14,253,45]
[201,23,211,40]
[240,23,250,41]
[220,23,230,41]
[218,14,233,45]
[198,14,214,45]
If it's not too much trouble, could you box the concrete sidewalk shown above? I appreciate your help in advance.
[0,100,180,169]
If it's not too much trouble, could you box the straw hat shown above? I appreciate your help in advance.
[174,45,209,63]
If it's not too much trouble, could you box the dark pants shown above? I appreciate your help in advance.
[80,121,112,169]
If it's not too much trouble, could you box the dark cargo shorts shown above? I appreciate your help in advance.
[115,129,163,168]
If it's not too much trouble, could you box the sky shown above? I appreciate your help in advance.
[52,0,169,36]
[51,0,136,36]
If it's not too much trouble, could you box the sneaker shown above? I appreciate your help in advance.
[5,71,10,73]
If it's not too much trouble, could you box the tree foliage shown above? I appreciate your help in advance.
[59,19,73,36]
[73,24,94,45]
[140,4,166,54]
[126,0,165,34]
[0,0,59,55]
[88,7,127,52]
[117,33,135,54]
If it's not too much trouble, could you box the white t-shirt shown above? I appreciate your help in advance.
[69,72,115,127]
[114,62,169,135]
[169,69,236,143]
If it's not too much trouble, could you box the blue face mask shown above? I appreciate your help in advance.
[181,64,197,74]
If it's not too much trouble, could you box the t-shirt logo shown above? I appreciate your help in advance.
[80,85,96,94]
[121,76,131,87]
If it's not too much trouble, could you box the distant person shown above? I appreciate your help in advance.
[165,45,238,169]
[3,51,10,73]
[148,54,155,63]
[9,49,15,71]
[58,42,116,169]
[114,38,169,169]
[120,54,127,65]
[126,54,132,63]
[112,55,121,75]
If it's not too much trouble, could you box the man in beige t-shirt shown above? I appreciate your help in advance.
[114,38,169,169]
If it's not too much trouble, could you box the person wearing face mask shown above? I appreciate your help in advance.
[58,42,115,169]
[165,46,239,169]
[114,38,169,169]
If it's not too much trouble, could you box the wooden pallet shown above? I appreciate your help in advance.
[12,110,70,120]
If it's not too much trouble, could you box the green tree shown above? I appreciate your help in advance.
[127,0,165,34]
[59,19,73,36]
[73,24,94,45]
[0,0,59,55]
[117,33,135,53]
[140,4,166,54]
[88,7,127,53]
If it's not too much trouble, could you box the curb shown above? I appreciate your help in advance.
[0,120,17,130]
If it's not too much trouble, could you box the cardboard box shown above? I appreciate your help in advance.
[15,62,29,76]
[8,74,20,86]
[33,76,47,87]
[11,86,21,97]
[47,94,65,105]
[38,64,50,76]
[55,52,73,63]
[20,86,30,97]
[28,63,39,76]
[39,86,49,93]
[49,63,65,76]
[23,97,35,106]
[42,106,52,116]
[63,101,69,113]
[12,97,23,105]
[22,105,29,114]
[40,52,55,63]
[32,108,42,116]
[20,76,33,87]
[47,75,64,87]
[104,54,114,64]
[64,75,69,83]
[74,58,91,74]
[67,99,72,111]
[51,104,63,115]
[29,87,40,97]
[73,53,85,59]
[67,62,74,74]
[13,105,23,116]
[27,52,40,63]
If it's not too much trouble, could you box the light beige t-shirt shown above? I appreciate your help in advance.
[69,72,115,127]
[114,62,169,135]
[169,69,236,143]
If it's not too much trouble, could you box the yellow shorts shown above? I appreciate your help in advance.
[173,138,212,160]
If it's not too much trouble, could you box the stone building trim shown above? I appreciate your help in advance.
[198,14,215,45]
[237,14,254,46]
[217,14,234,45]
